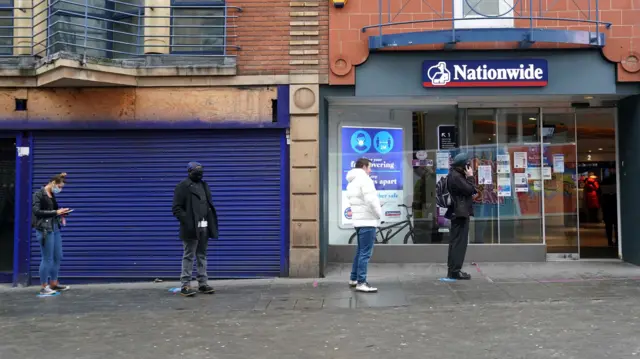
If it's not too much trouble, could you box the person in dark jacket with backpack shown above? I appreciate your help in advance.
[172,162,219,297]
[444,153,476,280]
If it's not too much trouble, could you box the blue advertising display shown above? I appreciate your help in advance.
[422,59,548,88]
[341,126,404,226]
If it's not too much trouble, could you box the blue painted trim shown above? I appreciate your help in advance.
[12,132,21,286]
[13,132,32,286]
[0,272,11,283]
[277,84,290,277]
[0,120,290,130]
[277,85,290,127]
[279,132,290,277]
[369,28,605,50]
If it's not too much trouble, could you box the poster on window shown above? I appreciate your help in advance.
[497,154,511,174]
[497,176,512,197]
[514,173,528,192]
[514,152,527,169]
[477,165,493,185]
[340,126,404,227]
[553,154,565,173]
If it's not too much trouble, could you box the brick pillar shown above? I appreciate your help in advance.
[144,0,170,54]
[289,75,320,277]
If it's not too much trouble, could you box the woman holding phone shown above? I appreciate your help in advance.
[32,172,72,296]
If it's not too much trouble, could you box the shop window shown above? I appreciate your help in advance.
[453,0,514,29]
[0,0,12,56]
[48,0,143,58]
[170,0,225,55]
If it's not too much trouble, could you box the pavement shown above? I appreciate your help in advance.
[1,262,640,359]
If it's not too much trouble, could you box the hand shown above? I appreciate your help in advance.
[465,166,473,177]
[56,208,70,215]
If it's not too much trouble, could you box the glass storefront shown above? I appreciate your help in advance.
[327,104,617,254]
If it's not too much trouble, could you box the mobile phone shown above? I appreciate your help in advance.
[65,209,74,214]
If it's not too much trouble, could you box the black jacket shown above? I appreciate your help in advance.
[172,178,219,241]
[32,187,62,233]
[445,167,476,219]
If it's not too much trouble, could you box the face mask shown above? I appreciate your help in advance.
[52,186,62,194]
[189,170,203,182]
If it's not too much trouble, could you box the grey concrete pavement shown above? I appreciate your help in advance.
[1,262,640,359]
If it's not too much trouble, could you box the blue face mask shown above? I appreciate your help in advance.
[52,186,62,194]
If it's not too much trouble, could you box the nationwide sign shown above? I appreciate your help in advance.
[422,59,548,88]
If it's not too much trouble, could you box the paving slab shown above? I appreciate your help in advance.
[2,262,640,358]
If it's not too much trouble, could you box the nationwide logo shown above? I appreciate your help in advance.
[423,59,548,88]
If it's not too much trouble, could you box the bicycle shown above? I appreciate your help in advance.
[348,204,416,245]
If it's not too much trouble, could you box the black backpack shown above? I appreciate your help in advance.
[435,174,452,209]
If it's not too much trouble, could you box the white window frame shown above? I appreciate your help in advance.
[453,0,514,29]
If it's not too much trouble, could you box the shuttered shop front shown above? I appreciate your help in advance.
[30,130,287,281]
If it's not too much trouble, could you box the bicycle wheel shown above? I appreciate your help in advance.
[348,231,357,244]
[403,230,415,244]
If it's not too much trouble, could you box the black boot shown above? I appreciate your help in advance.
[450,271,471,280]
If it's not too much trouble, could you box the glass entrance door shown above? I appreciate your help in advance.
[541,108,579,257]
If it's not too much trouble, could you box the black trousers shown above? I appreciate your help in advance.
[448,217,470,274]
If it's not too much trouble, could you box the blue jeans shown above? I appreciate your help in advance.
[350,227,376,284]
[36,226,63,286]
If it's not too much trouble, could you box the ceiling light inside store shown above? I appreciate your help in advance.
[598,148,603,151]
[588,150,592,153]
[529,117,537,121]
[584,96,594,100]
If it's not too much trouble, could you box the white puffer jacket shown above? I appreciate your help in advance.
[346,168,383,228]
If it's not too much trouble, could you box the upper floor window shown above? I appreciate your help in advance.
[170,0,225,55]
[48,0,142,58]
[453,0,514,29]
[0,0,12,55]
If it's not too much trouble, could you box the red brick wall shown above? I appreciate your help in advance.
[228,0,329,77]
[329,0,640,84]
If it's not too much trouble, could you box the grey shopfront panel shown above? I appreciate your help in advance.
[355,50,636,97]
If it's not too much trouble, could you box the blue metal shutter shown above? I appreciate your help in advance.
[30,130,286,282]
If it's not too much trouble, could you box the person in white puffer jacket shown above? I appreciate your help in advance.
[346,158,383,293]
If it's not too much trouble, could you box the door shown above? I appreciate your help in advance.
[30,130,288,282]
[0,136,15,282]
[541,108,579,258]
[576,108,618,258]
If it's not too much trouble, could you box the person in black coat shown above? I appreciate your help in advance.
[444,153,476,280]
[172,162,219,297]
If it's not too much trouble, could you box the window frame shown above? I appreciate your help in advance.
[47,0,143,58]
[170,0,226,55]
[453,0,514,29]
[0,0,13,56]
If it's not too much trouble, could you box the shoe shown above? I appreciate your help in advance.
[180,286,197,297]
[39,286,58,297]
[51,284,70,292]
[198,284,215,294]
[355,282,378,293]
[348,280,357,287]
[450,271,472,280]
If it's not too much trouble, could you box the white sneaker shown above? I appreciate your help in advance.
[39,286,57,297]
[348,280,357,287]
[355,283,378,293]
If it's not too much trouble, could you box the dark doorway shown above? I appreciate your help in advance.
[576,109,618,259]
[0,137,16,277]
